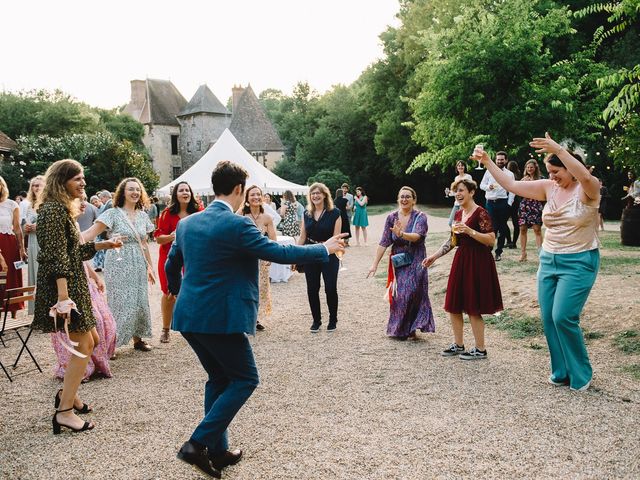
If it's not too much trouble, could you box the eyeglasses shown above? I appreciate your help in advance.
[398,195,413,200]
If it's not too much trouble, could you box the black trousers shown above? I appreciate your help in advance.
[507,198,520,245]
[304,255,339,324]
[486,198,510,256]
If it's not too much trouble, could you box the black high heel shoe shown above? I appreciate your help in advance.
[54,389,93,414]
[52,407,95,434]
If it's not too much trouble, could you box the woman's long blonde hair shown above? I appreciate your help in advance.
[306,182,333,214]
[36,159,83,215]
[26,175,45,205]
[0,176,9,203]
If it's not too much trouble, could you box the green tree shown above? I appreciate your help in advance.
[13,133,158,195]
[0,90,99,139]
[307,169,351,194]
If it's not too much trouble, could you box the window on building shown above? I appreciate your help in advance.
[187,142,191,153]
[171,135,179,155]
[197,141,202,152]
[173,167,181,179]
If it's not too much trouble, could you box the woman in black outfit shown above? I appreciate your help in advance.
[334,188,352,241]
[297,183,342,332]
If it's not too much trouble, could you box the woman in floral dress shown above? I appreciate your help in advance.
[239,185,277,330]
[51,200,117,381]
[518,160,544,262]
[83,177,155,351]
[367,186,435,340]
[31,159,121,434]
[279,190,301,237]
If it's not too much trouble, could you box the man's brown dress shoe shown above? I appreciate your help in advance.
[177,440,221,478]
[209,449,243,470]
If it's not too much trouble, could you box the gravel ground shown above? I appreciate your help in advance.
[1,211,638,480]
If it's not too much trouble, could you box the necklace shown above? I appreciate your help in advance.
[314,209,326,222]
[461,206,476,222]
[249,211,261,224]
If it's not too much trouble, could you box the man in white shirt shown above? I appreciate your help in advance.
[480,151,515,261]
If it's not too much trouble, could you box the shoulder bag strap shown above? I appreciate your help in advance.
[118,208,153,271]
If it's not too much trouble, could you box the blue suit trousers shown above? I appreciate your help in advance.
[182,332,260,454]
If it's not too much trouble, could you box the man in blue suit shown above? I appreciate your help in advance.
[166,161,345,478]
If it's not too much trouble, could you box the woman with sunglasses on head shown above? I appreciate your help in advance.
[155,181,201,343]
[296,183,342,332]
[474,134,600,392]
[368,187,435,340]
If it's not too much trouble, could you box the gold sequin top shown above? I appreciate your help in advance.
[542,184,600,254]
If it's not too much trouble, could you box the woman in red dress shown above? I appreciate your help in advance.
[0,176,27,316]
[423,178,503,360]
[155,182,201,343]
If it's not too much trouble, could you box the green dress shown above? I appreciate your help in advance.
[352,195,369,227]
[32,202,97,333]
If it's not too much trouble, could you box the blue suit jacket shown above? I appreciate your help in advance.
[166,201,328,335]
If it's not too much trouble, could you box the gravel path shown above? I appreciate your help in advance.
[1,210,638,479]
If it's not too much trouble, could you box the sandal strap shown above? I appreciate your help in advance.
[56,407,74,413]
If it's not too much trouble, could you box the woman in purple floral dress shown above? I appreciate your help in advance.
[368,186,435,339]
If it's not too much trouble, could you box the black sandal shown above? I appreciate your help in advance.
[54,389,93,414]
[52,407,95,434]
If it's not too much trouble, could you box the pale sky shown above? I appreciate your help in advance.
[3,0,400,109]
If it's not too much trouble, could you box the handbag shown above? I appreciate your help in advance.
[389,213,421,268]
[391,252,413,268]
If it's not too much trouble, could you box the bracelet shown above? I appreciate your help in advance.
[400,231,404,239]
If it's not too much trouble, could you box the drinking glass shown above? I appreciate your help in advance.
[336,250,347,271]
[474,144,484,170]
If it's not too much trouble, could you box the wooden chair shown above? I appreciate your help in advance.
[0,280,41,382]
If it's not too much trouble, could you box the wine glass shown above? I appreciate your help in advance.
[474,144,484,170]
[112,234,124,262]
[336,250,347,271]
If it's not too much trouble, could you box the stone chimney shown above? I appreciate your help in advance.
[130,79,147,109]
[232,84,245,113]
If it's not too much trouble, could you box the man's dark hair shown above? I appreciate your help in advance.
[211,161,248,196]
[496,151,508,160]
[19,191,27,197]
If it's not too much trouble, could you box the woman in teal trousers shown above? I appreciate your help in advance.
[474,133,600,392]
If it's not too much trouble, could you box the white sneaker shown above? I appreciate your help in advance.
[570,381,591,392]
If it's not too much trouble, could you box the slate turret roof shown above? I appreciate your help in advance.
[178,84,230,117]
[229,85,284,151]
[146,79,187,126]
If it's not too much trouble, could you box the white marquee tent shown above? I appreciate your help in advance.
[156,129,308,196]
